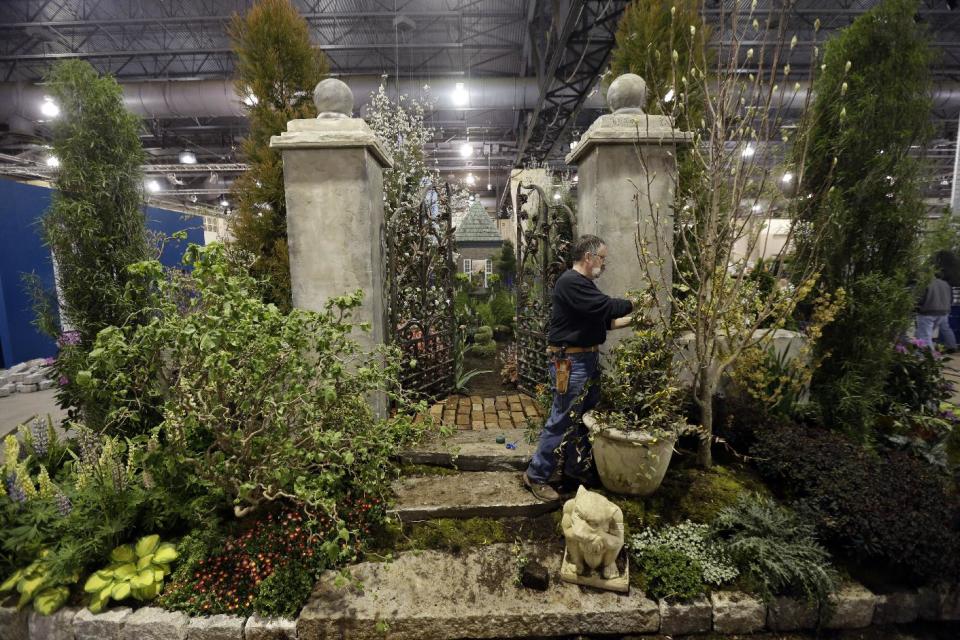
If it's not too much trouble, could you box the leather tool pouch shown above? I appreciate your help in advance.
[555,357,572,394]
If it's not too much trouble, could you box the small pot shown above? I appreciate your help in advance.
[583,411,676,496]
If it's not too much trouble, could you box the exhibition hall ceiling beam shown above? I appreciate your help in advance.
[514,0,628,166]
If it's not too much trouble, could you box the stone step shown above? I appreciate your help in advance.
[297,543,660,640]
[388,471,559,522]
[399,428,533,471]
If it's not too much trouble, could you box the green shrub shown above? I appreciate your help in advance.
[490,290,515,327]
[251,560,315,618]
[475,325,493,342]
[160,509,331,617]
[475,302,496,329]
[750,425,959,583]
[884,339,951,412]
[73,244,427,521]
[796,0,936,440]
[712,494,838,605]
[227,0,328,310]
[633,547,705,602]
[470,340,497,359]
[32,60,152,418]
[628,521,738,588]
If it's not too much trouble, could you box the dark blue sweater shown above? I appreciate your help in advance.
[547,269,632,347]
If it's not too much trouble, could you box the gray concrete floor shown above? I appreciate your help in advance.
[0,388,67,438]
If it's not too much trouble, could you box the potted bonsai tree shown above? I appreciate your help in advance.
[583,328,685,495]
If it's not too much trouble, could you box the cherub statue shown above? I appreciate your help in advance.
[561,486,624,580]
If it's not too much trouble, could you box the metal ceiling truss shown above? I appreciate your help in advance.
[514,0,629,166]
[0,0,527,81]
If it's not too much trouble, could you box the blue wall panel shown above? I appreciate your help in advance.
[0,178,204,368]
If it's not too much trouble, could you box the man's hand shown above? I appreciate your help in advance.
[609,314,633,330]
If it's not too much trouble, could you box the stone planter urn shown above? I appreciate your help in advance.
[583,411,676,496]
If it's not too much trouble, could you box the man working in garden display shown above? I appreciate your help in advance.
[523,235,634,502]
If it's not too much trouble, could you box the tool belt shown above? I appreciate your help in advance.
[546,345,599,354]
[546,345,598,393]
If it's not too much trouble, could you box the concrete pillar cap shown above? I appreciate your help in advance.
[313,78,354,118]
[607,74,647,114]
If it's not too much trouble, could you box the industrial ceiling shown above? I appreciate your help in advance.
[1,0,959,215]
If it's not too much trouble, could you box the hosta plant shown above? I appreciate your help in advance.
[83,534,178,612]
[0,550,74,614]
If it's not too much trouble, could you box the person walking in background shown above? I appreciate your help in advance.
[916,272,957,353]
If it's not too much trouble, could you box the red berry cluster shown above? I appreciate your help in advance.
[161,496,386,617]
[161,510,324,615]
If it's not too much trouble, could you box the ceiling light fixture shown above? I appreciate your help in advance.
[146,179,161,193]
[45,155,60,168]
[452,82,468,107]
[466,173,476,186]
[460,142,473,158]
[179,150,197,164]
[40,96,59,118]
[742,145,755,158]
[781,172,794,184]
[219,195,230,207]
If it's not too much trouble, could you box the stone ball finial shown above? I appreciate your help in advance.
[313,78,354,118]
[607,73,647,114]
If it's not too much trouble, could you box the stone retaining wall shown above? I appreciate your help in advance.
[2,582,957,640]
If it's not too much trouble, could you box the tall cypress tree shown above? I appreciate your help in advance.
[795,0,935,440]
[42,60,150,344]
[228,0,328,310]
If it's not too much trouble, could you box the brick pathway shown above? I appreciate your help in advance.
[426,394,545,430]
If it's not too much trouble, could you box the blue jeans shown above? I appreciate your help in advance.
[526,352,600,483]
[916,314,957,350]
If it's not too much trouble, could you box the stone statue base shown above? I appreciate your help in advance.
[560,548,629,593]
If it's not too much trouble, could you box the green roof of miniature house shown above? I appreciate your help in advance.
[455,201,503,244]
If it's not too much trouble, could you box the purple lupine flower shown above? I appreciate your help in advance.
[910,338,926,348]
[5,473,26,504]
[74,427,100,464]
[55,491,72,517]
[58,376,69,386]
[894,343,908,354]
[30,418,49,458]
[43,357,56,366]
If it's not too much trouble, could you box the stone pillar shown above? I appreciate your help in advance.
[271,79,393,412]
[565,73,691,350]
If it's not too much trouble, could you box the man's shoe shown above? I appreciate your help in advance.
[523,472,561,502]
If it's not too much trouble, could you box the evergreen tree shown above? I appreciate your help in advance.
[795,0,935,440]
[42,60,149,344]
[609,0,708,130]
[228,0,328,310]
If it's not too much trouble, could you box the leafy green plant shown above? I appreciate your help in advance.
[750,424,959,583]
[71,244,427,520]
[0,550,73,615]
[83,535,178,612]
[228,0,328,309]
[595,329,686,437]
[795,0,936,441]
[32,60,151,418]
[712,494,838,605]
[160,509,331,616]
[884,339,951,413]
[628,521,738,588]
[490,290,515,329]
[632,547,704,602]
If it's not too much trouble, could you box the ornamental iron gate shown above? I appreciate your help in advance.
[387,182,457,398]
[514,182,576,395]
